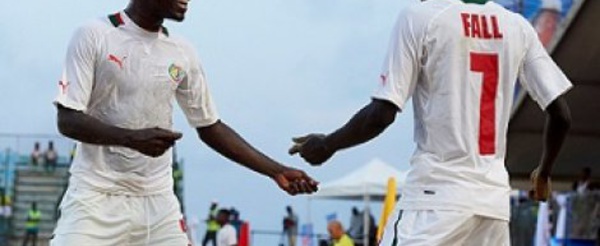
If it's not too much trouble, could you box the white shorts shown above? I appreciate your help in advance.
[378,209,510,246]
[50,187,190,246]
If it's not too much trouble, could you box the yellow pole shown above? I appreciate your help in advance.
[377,177,397,241]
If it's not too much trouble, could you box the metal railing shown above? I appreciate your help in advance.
[1,134,72,198]
[250,229,329,246]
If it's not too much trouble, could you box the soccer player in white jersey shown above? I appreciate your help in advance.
[52,0,318,245]
[290,0,571,245]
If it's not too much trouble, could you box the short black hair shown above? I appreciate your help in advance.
[583,167,592,174]
[218,209,231,217]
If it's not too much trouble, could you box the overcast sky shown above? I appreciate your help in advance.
[0,0,416,243]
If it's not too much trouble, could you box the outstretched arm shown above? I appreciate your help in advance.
[197,121,318,195]
[56,104,181,157]
[531,95,571,201]
[289,99,398,165]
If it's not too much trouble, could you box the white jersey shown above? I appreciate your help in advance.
[54,11,219,195]
[373,0,571,220]
[217,224,238,246]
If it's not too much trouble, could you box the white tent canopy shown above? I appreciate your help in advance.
[308,158,407,246]
[311,158,407,201]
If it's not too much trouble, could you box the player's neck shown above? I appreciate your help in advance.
[124,3,164,32]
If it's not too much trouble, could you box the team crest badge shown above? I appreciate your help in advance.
[168,63,186,83]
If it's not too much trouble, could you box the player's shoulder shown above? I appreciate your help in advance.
[165,33,193,48]
[498,7,537,38]
[401,1,440,19]
[71,15,117,40]
[164,33,198,55]
[401,0,460,25]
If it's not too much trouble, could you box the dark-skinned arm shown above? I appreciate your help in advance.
[56,104,181,157]
[289,99,398,165]
[197,121,318,195]
[531,95,571,201]
[538,96,571,176]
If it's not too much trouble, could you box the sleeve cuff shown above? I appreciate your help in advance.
[53,97,87,112]
[188,116,220,128]
[538,83,573,110]
[372,92,406,111]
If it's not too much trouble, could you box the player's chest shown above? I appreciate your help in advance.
[96,40,190,95]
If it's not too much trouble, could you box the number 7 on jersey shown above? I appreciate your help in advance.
[470,52,499,156]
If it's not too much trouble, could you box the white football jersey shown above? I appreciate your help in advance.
[54,12,219,195]
[216,224,238,246]
[373,0,571,220]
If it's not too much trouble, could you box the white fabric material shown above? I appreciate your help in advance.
[534,202,552,246]
[217,224,238,246]
[373,0,572,220]
[379,208,510,246]
[554,194,568,239]
[576,181,589,194]
[311,158,406,200]
[54,11,219,195]
[50,187,189,246]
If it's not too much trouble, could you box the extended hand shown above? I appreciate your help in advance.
[273,167,319,195]
[125,127,182,157]
[288,134,334,165]
[530,167,551,201]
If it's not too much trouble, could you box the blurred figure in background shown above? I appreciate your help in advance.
[30,142,42,168]
[346,207,362,242]
[327,220,354,246]
[365,209,377,246]
[44,141,58,173]
[572,167,592,194]
[172,161,184,204]
[203,201,220,246]
[532,0,563,47]
[69,143,76,164]
[22,202,41,246]
[510,192,537,246]
[229,208,242,240]
[0,189,12,219]
[283,206,298,246]
[216,209,237,246]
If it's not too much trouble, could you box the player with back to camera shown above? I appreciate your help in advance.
[290,0,571,245]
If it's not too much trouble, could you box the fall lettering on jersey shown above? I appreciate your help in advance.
[461,13,503,39]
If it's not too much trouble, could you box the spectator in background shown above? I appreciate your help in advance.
[346,207,362,242]
[365,210,377,246]
[533,0,563,48]
[327,220,354,246]
[572,167,592,194]
[0,189,11,218]
[172,161,184,204]
[44,141,58,173]
[22,202,41,246]
[216,209,237,246]
[229,208,242,240]
[283,205,298,246]
[30,142,42,167]
[69,143,76,164]
[203,201,220,246]
[510,192,537,246]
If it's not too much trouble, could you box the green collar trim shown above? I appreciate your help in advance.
[161,26,169,37]
[108,12,124,27]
